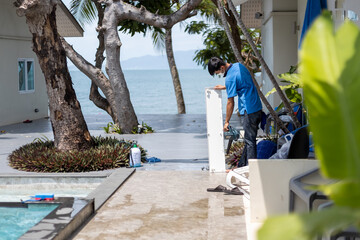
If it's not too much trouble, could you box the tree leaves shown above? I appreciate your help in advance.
[70,0,97,27]
[258,12,360,240]
[300,13,360,181]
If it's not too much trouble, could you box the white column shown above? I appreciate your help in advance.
[205,88,226,173]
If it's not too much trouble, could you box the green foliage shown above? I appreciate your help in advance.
[266,65,303,104]
[33,135,51,144]
[70,0,97,27]
[258,206,360,240]
[112,124,122,134]
[131,122,155,134]
[118,0,171,37]
[191,27,238,67]
[8,136,147,172]
[188,23,261,70]
[102,122,113,133]
[225,141,245,168]
[102,122,122,134]
[258,13,360,239]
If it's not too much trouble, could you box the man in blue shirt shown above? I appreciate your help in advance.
[208,57,262,167]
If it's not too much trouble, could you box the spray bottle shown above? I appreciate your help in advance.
[129,144,141,167]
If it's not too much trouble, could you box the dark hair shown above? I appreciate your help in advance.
[207,57,226,76]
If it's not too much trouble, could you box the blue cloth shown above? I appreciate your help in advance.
[257,140,277,159]
[299,0,328,47]
[146,157,161,163]
[225,63,262,115]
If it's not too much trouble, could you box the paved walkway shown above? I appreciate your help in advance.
[74,171,247,240]
[0,114,248,239]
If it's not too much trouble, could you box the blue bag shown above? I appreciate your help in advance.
[257,140,277,159]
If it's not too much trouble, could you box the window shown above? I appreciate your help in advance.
[18,59,35,92]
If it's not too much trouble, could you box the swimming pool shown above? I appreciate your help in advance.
[0,176,104,202]
[0,203,58,240]
[0,169,135,239]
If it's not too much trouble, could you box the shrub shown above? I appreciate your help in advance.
[8,136,147,172]
[226,141,245,168]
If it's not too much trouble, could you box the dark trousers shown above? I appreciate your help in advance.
[238,110,262,167]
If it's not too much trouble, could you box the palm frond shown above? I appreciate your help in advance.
[151,28,166,53]
[70,0,97,27]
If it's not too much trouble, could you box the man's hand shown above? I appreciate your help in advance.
[223,122,229,132]
[214,85,226,90]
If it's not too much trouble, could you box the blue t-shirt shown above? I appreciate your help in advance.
[225,63,262,115]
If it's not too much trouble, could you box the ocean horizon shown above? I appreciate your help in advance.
[71,68,233,116]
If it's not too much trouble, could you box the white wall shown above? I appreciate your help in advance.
[261,0,298,109]
[0,1,48,126]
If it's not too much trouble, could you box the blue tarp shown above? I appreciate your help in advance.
[299,0,328,47]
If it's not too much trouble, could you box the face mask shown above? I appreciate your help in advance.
[216,72,224,78]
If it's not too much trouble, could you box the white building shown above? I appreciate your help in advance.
[241,0,360,107]
[0,1,83,127]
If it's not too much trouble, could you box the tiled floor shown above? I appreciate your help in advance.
[74,171,247,240]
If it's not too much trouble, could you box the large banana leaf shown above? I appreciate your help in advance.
[301,13,360,181]
[258,13,360,239]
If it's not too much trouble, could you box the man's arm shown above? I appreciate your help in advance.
[214,85,226,90]
[224,97,234,131]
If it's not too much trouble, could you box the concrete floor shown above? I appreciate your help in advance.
[0,114,248,239]
[74,171,247,240]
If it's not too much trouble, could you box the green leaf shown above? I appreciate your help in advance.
[70,0,97,27]
[319,180,360,208]
[265,84,297,97]
[278,72,302,86]
[285,88,302,103]
[258,206,360,240]
[300,14,360,181]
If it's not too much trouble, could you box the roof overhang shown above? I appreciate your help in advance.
[56,0,84,37]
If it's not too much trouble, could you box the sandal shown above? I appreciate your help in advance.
[207,185,227,192]
[224,187,244,195]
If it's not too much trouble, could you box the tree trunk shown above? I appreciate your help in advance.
[103,4,138,133]
[165,28,186,114]
[210,0,243,59]
[217,0,290,134]
[227,0,301,129]
[61,38,119,124]
[88,2,118,123]
[63,0,203,133]
[15,0,93,151]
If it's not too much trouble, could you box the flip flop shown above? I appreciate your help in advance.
[224,187,244,195]
[207,185,227,192]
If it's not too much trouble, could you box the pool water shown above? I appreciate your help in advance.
[0,177,104,202]
[0,203,58,240]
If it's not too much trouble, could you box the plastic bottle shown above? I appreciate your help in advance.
[129,144,141,167]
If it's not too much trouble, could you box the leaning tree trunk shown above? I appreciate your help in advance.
[217,0,290,134]
[227,0,301,129]
[88,2,118,123]
[165,28,186,114]
[15,0,93,151]
[210,0,242,57]
[102,3,138,133]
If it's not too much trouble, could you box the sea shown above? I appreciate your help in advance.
[70,69,232,115]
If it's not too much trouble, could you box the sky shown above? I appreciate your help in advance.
[61,0,205,65]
